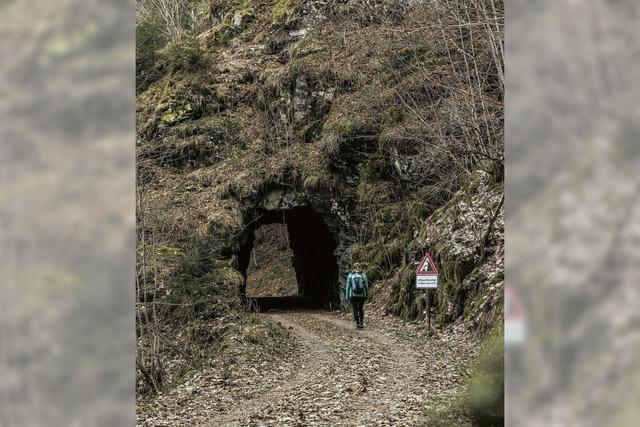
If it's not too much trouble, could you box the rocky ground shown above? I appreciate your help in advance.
[137,310,478,426]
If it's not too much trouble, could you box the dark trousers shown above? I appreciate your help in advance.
[351,297,365,325]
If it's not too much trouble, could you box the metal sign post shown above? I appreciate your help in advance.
[416,253,438,331]
[425,288,431,330]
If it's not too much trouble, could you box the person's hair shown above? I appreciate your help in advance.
[352,262,362,270]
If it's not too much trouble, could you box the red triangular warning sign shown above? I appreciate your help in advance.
[416,253,438,275]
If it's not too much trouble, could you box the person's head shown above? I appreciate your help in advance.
[352,262,363,272]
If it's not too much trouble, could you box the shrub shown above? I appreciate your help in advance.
[136,16,167,92]
[422,328,504,426]
[465,330,504,425]
[158,34,207,74]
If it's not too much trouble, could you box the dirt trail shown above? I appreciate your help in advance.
[138,311,476,427]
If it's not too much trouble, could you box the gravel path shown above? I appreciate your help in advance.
[138,311,477,427]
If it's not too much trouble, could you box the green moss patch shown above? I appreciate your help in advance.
[271,0,301,22]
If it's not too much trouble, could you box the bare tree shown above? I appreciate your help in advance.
[137,0,203,42]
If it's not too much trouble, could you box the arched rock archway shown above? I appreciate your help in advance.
[235,188,354,310]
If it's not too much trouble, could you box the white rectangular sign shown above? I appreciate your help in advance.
[416,275,438,289]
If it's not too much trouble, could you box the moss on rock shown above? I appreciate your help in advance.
[161,103,195,125]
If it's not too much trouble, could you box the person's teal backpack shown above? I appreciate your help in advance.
[351,272,365,296]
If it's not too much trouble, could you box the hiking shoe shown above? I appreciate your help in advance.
[356,324,364,329]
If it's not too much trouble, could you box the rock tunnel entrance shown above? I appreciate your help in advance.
[238,206,340,310]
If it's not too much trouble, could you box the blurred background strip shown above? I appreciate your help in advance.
[507,0,640,426]
[0,0,135,426]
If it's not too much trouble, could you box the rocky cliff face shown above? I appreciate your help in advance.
[136,0,503,332]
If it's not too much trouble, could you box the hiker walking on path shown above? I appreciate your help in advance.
[346,263,369,329]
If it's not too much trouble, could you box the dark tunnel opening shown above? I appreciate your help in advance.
[238,206,340,310]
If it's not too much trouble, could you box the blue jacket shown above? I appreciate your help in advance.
[345,271,369,300]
